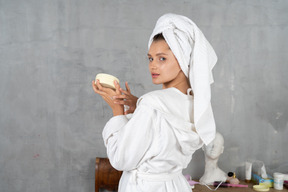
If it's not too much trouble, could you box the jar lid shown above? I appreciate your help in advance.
[273,172,284,179]
[253,185,269,191]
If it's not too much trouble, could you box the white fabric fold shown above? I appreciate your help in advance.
[148,13,217,145]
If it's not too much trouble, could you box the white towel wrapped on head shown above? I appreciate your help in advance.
[148,13,217,145]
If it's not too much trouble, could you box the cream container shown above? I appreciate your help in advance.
[274,172,284,190]
[95,73,120,90]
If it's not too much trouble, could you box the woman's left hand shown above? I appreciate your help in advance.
[113,81,138,115]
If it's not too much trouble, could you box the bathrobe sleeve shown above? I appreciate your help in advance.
[102,103,158,171]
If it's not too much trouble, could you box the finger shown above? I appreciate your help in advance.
[92,80,100,93]
[120,88,130,96]
[96,79,104,90]
[92,80,108,95]
[125,81,131,93]
[113,95,128,100]
[94,86,107,96]
[114,80,121,95]
[92,80,97,90]
[113,100,127,105]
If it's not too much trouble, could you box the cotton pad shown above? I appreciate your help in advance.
[95,73,119,90]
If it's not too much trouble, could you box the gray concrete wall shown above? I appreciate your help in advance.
[0,0,287,191]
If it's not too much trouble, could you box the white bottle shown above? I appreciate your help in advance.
[274,172,284,190]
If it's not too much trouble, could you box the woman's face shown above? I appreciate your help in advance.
[147,40,182,87]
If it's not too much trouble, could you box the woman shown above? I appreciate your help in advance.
[92,13,218,192]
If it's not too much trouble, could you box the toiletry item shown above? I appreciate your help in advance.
[228,172,234,177]
[226,172,233,182]
[251,160,268,179]
[261,164,268,179]
[95,73,120,90]
[274,172,284,190]
[246,161,252,183]
[253,185,270,192]
[213,182,248,188]
[227,172,240,184]
[252,173,273,187]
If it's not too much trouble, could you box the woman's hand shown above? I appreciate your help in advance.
[92,80,124,116]
[113,82,138,115]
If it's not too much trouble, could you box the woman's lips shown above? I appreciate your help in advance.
[151,73,160,78]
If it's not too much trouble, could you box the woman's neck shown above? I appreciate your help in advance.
[162,71,191,95]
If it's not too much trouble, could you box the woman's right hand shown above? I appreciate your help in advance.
[92,80,124,116]
[113,82,138,115]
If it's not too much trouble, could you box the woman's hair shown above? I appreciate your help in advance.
[153,33,165,42]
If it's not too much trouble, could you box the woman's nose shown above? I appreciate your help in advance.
[149,61,157,69]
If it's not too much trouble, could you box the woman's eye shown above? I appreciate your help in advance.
[148,57,153,62]
[160,57,166,61]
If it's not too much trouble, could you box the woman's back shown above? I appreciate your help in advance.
[103,88,203,192]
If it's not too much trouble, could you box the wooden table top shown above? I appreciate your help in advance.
[193,181,288,192]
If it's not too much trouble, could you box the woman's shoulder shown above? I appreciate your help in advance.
[137,88,171,103]
[141,89,168,99]
[136,90,159,107]
[136,88,194,126]
[137,88,190,108]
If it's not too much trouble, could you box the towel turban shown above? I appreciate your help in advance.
[148,13,217,145]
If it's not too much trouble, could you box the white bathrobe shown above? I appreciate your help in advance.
[102,88,204,192]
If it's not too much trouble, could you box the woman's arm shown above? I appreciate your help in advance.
[102,104,158,171]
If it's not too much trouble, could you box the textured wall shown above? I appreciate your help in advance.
[0,0,287,191]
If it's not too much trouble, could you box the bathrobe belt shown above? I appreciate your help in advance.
[129,169,183,184]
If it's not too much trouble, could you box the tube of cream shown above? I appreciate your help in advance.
[245,161,252,182]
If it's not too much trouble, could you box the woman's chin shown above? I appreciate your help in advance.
[152,80,162,85]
